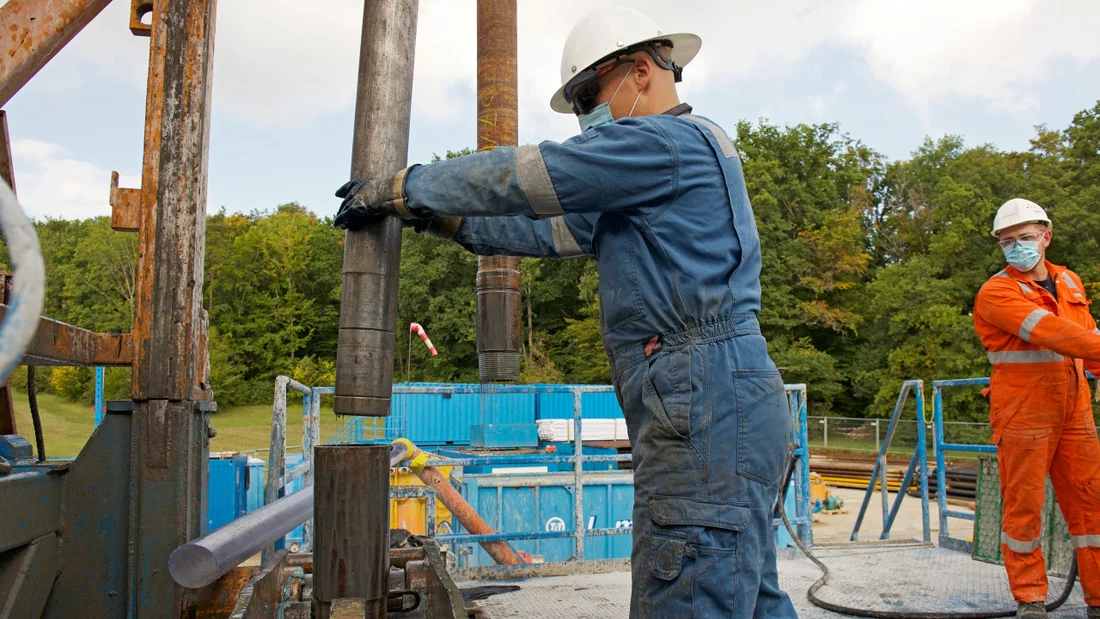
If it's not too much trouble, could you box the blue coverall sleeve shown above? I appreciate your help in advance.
[454,213,595,258]
[403,117,678,220]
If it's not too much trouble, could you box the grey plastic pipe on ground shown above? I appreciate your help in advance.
[0,178,44,383]
[169,443,411,589]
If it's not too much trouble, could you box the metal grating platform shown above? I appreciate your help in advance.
[464,544,1087,618]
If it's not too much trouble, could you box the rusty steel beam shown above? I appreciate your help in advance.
[0,0,113,108]
[0,308,132,367]
[125,0,217,616]
[130,0,215,402]
[334,0,419,417]
[475,0,522,382]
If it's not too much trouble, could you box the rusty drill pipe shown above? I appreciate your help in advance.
[396,439,525,566]
[475,0,522,383]
[334,0,419,417]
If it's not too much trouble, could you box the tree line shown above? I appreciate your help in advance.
[3,100,1099,423]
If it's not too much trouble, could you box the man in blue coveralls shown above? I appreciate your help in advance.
[334,6,796,617]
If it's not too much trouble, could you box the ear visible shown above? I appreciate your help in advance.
[633,55,652,91]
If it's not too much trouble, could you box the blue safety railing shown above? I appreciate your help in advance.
[329,382,815,559]
[851,380,931,543]
[933,377,993,553]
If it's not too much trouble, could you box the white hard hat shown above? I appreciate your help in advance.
[550,6,702,114]
[991,198,1052,237]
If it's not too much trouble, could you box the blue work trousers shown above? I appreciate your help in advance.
[609,317,797,618]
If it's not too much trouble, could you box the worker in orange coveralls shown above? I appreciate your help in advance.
[974,198,1100,618]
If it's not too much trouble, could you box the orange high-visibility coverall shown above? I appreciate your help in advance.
[974,261,1100,605]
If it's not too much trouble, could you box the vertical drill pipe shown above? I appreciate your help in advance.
[313,445,391,619]
[475,0,522,382]
[334,0,419,417]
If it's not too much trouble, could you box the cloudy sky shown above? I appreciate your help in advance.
[5,0,1099,221]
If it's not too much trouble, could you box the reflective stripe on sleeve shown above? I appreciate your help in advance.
[683,114,738,159]
[988,350,1065,364]
[515,144,565,218]
[1072,534,1100,549]
[550,217,584,257]
[1018,309,1051,342]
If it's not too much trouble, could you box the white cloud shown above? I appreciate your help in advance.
[10,139,140,220]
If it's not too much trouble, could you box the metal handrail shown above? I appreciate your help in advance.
[386,383,814,559]
[850,380,931,543]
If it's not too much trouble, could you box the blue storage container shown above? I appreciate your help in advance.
[208,454,248,532]
[535,389,622,420]
[246,457,265,513]
[453,471,635,567]
[394,385,535,446]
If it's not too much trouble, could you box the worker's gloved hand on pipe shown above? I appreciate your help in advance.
[334,172,462,240]
[334,170,416,230]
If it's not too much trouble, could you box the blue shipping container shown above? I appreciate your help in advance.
[454,472,635,567]
[208,455,248,532]
[394,386,535,446]
[535,389,622,420]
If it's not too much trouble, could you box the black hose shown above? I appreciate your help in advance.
[26,365,45,462]
[777,450,1078,618]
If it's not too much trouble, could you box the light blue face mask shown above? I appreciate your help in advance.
[577,65,640,132]
[1003,240,1043,271]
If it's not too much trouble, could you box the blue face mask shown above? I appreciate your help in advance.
[578,103,614,131]
[1003,240,1043,271]
[576,64,639,132]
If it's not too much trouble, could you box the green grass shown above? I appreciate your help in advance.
[9,390,353,459]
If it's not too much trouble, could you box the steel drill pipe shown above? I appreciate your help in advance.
[475,0,523,383]
[334,0,419,417]
[314,444,391,619]
[168,444,408,591]
[169,487,314,589]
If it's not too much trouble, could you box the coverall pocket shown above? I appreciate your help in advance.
[643,348,693,440]
[734,370,790,486]
[642,496,745,616]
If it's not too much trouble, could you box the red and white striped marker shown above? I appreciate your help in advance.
[410,322,438,356]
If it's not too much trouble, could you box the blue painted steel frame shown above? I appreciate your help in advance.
[933,377,992,553]
[383,383,815,557]
[850,380,931,543]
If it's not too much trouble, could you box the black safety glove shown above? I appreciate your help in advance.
[334,177,390,231]
[333,170,462,239]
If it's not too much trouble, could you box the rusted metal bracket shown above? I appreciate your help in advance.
[0,0,113,108]
[109,171,141,232]
[0,304,133,366]
[130,0,153,37]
